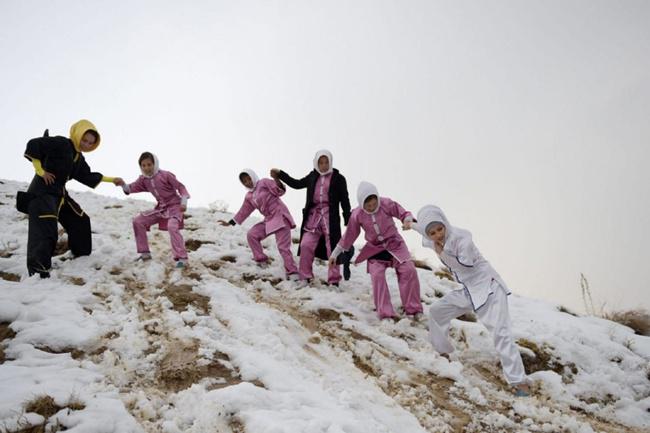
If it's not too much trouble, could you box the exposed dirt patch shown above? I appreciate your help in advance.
[164,284,210,314]
[315,308,341,322]
[220,255,237,263]
[186,271,203,281]
[157,341,243,392]
[242,273,283,285]
[19,395,86,433]
[0,271,20,282]
[109,267,122,276]
[68,277,86,286]
[517,339,577,381]
[1,322,17,363]
[185,239,215,252]
[53,239,69,256]
[203,261,222,271]
[103,204,123,209]
[35,346,85,360]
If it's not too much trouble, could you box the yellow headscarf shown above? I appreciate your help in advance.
[69,119,101,152]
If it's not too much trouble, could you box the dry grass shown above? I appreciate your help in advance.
[412,259,432,271]
[603,309,650,336]
[517,338,578,381]
[434,268,454,281]
[24,396,62,419]
[558,305,579,316]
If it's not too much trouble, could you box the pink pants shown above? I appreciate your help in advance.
[247,222,298,276]
[367,258,423,319]
[299,229,341,284]
[133,213,187,260]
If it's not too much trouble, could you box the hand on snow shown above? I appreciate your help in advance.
[42,171,56,185]
[217,219,231,227]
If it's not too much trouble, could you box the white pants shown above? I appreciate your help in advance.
[428,282,527,385]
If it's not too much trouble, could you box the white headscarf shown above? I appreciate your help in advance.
[239,168,259,191]
[141,153,160,178]
[415,205,452,246]
[313,149,333,175]
[357,181,380,214]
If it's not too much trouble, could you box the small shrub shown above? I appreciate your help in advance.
[603,309,650,336]
[24,395,62,419]
[557,305,578,317]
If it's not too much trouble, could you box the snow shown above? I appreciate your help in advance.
[0,178,648,432]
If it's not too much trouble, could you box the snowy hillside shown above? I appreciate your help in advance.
[0,179,648,433]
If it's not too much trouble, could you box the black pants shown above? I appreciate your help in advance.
[27,194,92,277]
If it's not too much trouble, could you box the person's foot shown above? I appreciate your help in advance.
[175,260,186,269]
[287,273,299,281]
[408,312,423,321]
[513,383,531,397]
[256,259,270,269]
[136,253,152,262]
[294,279,310,290]
[328,281,340,288]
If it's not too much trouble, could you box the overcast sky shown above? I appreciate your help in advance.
[1,0,648,313]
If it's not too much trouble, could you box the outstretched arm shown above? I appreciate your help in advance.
[328,212,361,267]
[275,169,310,190]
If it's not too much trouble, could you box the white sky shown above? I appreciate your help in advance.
[1,0,649,313]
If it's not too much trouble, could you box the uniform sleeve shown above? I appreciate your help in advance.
[337,211,361,251]
[265,178,286,197]
[168,172,190,199]
[72,154,103,188]
[123,176,148,194]
[385,197,413,223]
[278,170,309,190]
[31,159,45,176]
[338,175,352,225]
[233,195,256,225]
[23,134,66,163]
[454,236,479,267]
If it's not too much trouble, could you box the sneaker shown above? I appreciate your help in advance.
[175,260,186,269]
[513,384,531,397]
[294,279,310,290]
[256,260,270,269]
[136,253,152,262]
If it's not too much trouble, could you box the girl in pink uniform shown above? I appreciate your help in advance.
[121,152,190,268]
[328,181,423,319]
[219,169,299,279]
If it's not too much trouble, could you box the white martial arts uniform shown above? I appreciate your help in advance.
[415,205,527,385]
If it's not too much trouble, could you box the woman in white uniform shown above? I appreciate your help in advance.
[405,205,530,396]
